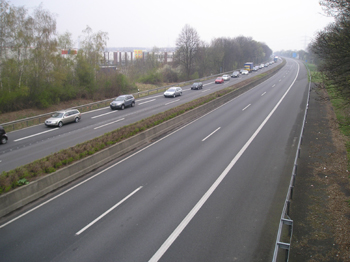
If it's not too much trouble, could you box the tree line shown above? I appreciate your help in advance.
[307,0,350,96]
[130,25,272,86]
[0,1,134,112]
[0,1,273,113]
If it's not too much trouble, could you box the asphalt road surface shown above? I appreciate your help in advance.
[0,58,309,261]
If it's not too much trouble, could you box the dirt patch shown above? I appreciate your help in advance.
[290,85,350,262]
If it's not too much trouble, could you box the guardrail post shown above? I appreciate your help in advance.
[277,242,290,262]
[289,185,294,200]
[286,200,291,216]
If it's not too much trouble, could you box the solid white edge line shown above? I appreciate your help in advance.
[91,110,118,119]
[75,186,142,235]
[139,99,156,105]
[202,127,221,142]
[148,62,300,262]
[165,99,180,106]
[94,118,125,130]
[261,92,267,96]
[14,128,59,142]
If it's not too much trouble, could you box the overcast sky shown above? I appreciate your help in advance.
[10,0,334,52]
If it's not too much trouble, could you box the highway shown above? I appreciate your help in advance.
[0,58,309,261]
[0,62,278,173]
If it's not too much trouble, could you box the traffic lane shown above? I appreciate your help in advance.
[0,64,294,261]
[156,62,307,262]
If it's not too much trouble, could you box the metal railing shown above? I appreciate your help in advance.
[272,63,312,262]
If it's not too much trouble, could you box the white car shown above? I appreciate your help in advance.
[241,70,249,75]
[164,87,182,97]
[222,74,230,81]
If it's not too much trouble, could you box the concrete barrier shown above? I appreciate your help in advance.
[0,63,284,217]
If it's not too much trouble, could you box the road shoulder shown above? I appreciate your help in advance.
[290,84,350,261]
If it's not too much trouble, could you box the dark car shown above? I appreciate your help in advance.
[231,71,240,78]
[191,82,203,90]
[0,126,8,144]
[110,95,136,110]
[215,77,224,84]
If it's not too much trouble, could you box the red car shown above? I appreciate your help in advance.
[215,77,224,84]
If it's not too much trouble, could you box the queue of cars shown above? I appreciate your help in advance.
[1,59,277,145]
[40,61,275,130]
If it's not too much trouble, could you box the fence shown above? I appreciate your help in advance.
[272,63,312,262]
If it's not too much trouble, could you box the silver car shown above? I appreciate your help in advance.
[110,95,136,110]
[164,87,182,98]
[45,109,81,127]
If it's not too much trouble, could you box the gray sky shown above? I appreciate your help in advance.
[10,0,334,52]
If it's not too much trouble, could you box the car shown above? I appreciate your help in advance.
[231,71,240,78]
[110,95,136,110]
[215,77,224,84]
[164,87,182,97]
[0,126,8,144]
[191,82,203,90]
[265,63,269,67]
[252,66,259,71]
[240,69,245,74]
[260,64,264,68]
[222,74,230,81]
[45,109,81,127]
[241,70,249,75]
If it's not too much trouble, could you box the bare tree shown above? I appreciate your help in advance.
[175,24,200,79]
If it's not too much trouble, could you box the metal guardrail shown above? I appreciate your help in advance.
[272,62,312,262]
[0,68,241,132]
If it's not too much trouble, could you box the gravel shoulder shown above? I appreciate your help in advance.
[289,85,350,261]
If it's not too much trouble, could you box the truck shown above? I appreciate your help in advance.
[274,56,278,63]
[244,62,254,72]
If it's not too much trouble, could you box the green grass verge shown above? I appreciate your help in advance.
[306,63,350,168]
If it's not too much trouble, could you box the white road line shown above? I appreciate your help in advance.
[242,104,251,111]
[94,118,125,130]
[261,92,267,96]
[91,111,118,119]
[139,99,156,105]
[76,186,142,235]
[14,128,59,142]
[202,90,210,92]
[202,127,221,142]
[82,106,109,115]
[272,84,276,87]
[149,62,300,262]
[137,95,162,101]
[165,99,180,105]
